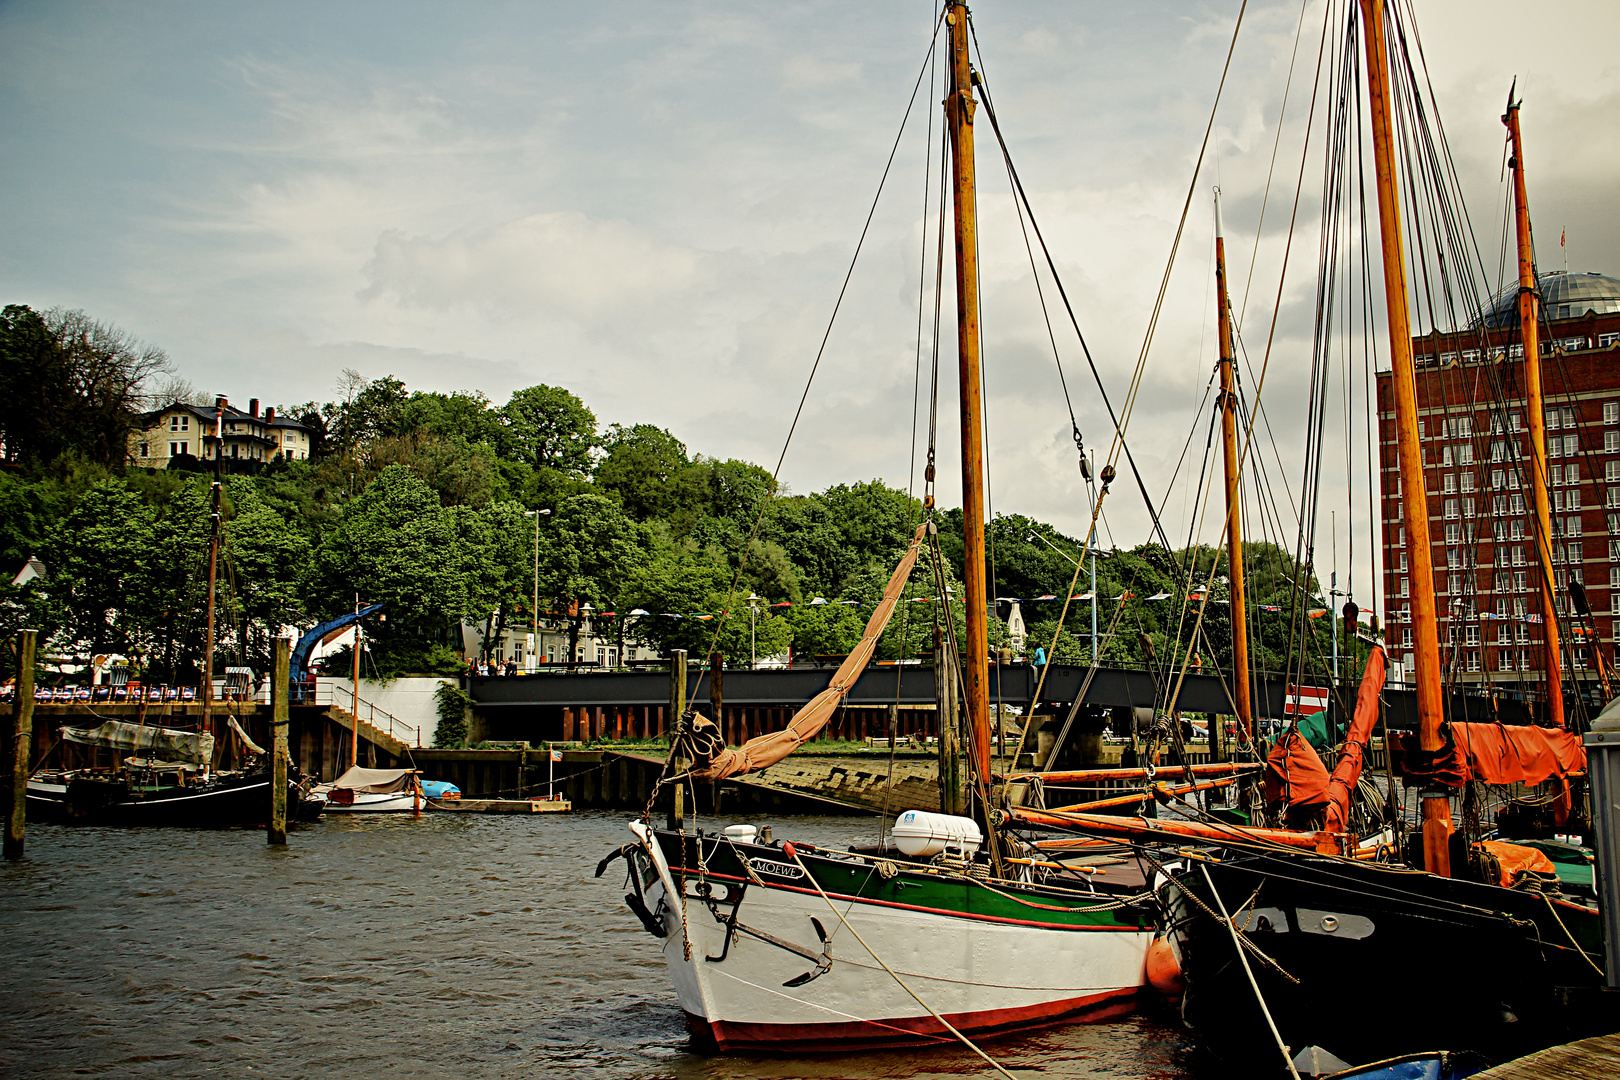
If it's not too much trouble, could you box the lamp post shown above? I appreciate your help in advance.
[746,594,762,669]
[524,509,550,672]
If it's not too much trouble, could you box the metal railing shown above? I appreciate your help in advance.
[319,683,423,748]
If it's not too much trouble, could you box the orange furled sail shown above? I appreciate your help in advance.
[1324,645,1387,833]
[689,522,930,782]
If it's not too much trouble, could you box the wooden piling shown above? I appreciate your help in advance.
[268,637,290,845]
[6,629,37,859]
[667,649,687,830]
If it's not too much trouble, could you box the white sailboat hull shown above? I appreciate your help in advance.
[628,823,1150,1052]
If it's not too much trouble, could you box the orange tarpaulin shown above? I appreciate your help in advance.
[689,521,929,782]
[1324,645,1387,833]
[1265,727,1330,809]
[1450,722,1586,785]
[1475,839,1558,887]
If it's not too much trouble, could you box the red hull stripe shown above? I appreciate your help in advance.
[692,986,1142,1054]
[667,866,1144,932]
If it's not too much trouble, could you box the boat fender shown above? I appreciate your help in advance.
[1145,936,1185,997]
[624,891,668,938]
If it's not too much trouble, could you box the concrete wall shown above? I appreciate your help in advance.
[316,676,451,748]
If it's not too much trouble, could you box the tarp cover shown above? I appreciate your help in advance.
[1265,726,1330,809]
[60,720,215,765]
[1324,645,1387,833]
[1451,722,1586,785]
[330,766,416,793]
[690,522,929,782]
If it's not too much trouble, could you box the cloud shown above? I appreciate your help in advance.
[359,212,702,323]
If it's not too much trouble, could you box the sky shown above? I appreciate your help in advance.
[2,0,1617,603]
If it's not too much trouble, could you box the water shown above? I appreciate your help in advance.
[0,812,1199,1079]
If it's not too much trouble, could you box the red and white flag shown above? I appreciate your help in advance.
[1284,684,1331,716]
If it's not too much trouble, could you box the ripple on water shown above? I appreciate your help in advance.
[1,812,1203,1080]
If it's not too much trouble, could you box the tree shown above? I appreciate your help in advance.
[316,465,494,674]
[0,305,171,466]
[44,480,159,659]
[594,423,689,521]
[497,385,598,476]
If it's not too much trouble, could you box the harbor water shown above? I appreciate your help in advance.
[0,812,1198,1079]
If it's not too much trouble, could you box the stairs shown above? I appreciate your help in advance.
[327,703,412,759]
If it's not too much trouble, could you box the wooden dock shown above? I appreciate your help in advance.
[431,797,572,814]
[1475,1032,1620,1080]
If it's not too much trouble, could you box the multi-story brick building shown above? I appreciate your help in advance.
[1378,271,1620,690]
[130,398,314,471]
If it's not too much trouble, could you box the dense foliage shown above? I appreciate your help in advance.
[0,309,1347,684]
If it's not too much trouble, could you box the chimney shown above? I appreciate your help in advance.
[265,406,276,422]
[249,398,260,418]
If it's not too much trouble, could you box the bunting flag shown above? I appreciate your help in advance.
[629,608,650,616]
[835,599,858,606]
[1308,608,1329,619]
[659,613,682,619]
[770,601,792,608]
[692,614,715,621]
[810,597,828,605]
[1074,592,1094,601]
[1147,591,1172,601]
[1114,591,1136,601]
[1526,614,1544,624]
[1034,594,1057,601]
[1260,604,1283,613]
[1190,589,1207,602]
[909,596,932,603]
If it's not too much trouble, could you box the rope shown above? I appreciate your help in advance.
[1202,863,1303,1080]
[785,844,1019,1079]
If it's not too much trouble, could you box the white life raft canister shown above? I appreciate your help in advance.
[891,810,983,858]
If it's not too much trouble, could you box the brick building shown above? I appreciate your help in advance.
[1378,271,1620,690]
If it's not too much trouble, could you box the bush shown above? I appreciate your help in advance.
[433,681,471,748]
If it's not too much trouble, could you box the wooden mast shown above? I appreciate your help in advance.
[944,1,993,812]
[1214,191,1253,745]
[1358,0,1451,875]
[1503,92,1565,730]
[202,396,226,769]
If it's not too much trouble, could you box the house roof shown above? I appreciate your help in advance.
[141,401,312,433]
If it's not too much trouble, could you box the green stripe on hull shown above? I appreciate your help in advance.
[656,832,1149,931]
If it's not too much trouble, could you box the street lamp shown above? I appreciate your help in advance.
[524,509,551,672]
[746,593,763,668]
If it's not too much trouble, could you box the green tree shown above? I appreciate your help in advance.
[0,305,171,467]
[497,385,598,476]
[595,423,689,521]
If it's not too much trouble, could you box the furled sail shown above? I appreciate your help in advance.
[1323,644,1387,833]
[688,521,930,782]
[60,720,216,766]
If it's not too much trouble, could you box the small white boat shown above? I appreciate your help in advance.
[313,766,424,813]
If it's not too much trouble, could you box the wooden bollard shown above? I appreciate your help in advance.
[268,636,289,845]
[6,629,37,859]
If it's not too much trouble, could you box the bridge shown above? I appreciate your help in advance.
[467,662,1546,743]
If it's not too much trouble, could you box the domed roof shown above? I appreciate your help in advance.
[1476,271,1620,328]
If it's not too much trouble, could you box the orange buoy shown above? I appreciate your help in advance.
[1145,936,1185,997]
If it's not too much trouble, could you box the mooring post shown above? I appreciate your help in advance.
[6,629,38,860]
[268,636,289,846]
[667,649,687,830]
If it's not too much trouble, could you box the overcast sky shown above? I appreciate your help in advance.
[3,0,1616,602]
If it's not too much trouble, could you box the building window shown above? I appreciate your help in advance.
[1606,402,1619,425]
[1441,446,1454,467]
[1461,472,1476,492]
[1568,515,1582,537]
[1490,441,1505,462]
[1564,435,1580,457]
[1398,527,1406,547]
[138,442,149,457]
[1608,431,1620,452]
[169,415,189,432]
[1445,522,1461,543]
[1443,474,1457,494]
[1399,552,1408,571]
[1567,462,1580,485]
[1608,461,1620,484]
[1447,549,1462,569]
[1569,488,1582,510]
[1463,497,1475,518]
[1510,494,1525,514]
[1574,649,1589,671]
[1445,498,1459,519]
[1459,444,1474,465]
[1402,628,1413,648]
[1514,571,1527,592]
[169,441,184,456]
[1400,577,1410,598]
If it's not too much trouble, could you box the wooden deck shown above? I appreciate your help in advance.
[1475,1032,1620,1080]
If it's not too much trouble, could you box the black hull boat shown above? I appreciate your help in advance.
[27,769,323,827]
[1161,850,1605,1068]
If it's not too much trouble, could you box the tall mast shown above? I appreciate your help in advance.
[1503,92,1565,730]
[945,1,992,807]
[1214,191,1253,745]
[202,396,226,766]
[1359,0,1451,875]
